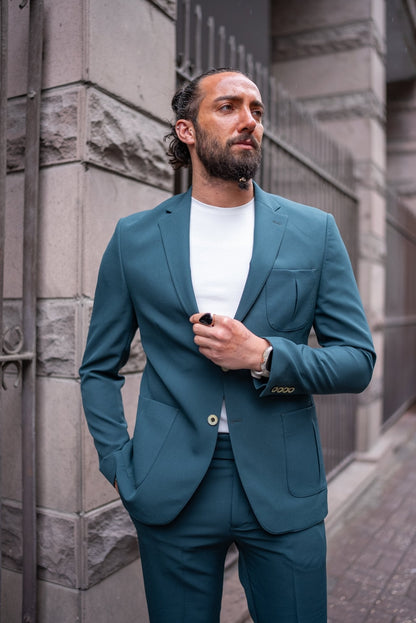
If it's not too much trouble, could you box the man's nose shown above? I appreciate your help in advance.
[238,108,257,132]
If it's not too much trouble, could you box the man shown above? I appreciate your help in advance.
[80,68,375,623]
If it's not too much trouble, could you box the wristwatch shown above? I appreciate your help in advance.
[251,344,273,379]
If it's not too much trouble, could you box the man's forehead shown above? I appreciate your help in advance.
[199,72,263,103]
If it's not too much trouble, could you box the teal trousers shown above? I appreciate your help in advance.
[133,434,327,623]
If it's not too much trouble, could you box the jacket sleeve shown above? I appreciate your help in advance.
[79,221,138,485]
[257,213,376,396]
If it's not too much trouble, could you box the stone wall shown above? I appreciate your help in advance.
[2,0,175,621]
[271,0,386,451]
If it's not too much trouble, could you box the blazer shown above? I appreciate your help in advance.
[80,183,376,534]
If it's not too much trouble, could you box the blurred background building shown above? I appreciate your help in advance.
[1,0,415,621]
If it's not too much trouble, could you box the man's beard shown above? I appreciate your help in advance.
[194,123,262,189]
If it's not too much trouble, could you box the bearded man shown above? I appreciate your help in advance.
[80,68,375,623]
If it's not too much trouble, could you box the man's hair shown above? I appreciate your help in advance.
[165,68,245,170]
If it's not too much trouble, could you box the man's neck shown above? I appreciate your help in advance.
[191,173,254,207]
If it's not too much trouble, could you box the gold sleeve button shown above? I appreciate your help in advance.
[271,386,295,394]
[208,414,219,426]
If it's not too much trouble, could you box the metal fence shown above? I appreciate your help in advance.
[383,190,416,426]
[0,0,43,621]
[176,0,359,477]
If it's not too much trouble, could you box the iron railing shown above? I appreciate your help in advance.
[382,189,416,426]
[176,0,359,476]
[0,1,43,621]
[0,0,8,614]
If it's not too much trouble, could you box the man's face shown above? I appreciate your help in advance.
[192,72,264,184]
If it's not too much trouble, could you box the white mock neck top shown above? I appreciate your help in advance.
[190,196,255,432]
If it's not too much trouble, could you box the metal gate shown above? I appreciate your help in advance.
[0,1,43,621]
[383,190,416,427]
[176,0,359,477]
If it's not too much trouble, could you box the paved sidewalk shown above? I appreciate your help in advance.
[327,414,416,623]
[221,411,416,623]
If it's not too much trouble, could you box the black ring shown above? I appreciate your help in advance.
[199,313,213,326]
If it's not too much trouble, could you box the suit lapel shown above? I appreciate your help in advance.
[158,184,288,321]
[158,189,199,317]
[235,184,287,321]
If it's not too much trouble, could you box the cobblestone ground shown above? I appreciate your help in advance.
[327,427,416,623]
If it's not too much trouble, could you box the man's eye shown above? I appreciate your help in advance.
[253,109,263,119]
[219,104,232,111]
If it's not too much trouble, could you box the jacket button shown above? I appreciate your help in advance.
[271,386,295,394]
[208,414,219,426]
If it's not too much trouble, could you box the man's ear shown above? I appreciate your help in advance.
[175,119,195,145]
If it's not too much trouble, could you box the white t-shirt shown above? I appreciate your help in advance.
[190,196,255,432]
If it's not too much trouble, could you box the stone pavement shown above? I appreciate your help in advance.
[327,413,416,623]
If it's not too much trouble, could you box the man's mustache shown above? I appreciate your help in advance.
[227,134,261,150]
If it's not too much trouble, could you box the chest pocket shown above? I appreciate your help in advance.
[266,268,318,332]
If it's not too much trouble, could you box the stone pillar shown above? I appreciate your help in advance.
[3,1,175,621]
[270,0,386,451]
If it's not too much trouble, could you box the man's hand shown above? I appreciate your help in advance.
[190,313,268,371]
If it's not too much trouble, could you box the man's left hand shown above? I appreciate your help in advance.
[189,313,268,371]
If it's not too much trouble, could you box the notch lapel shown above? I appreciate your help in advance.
[235,185,288,322]
[158,189,199,317]
[158,185,288,322]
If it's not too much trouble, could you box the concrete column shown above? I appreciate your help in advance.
[270,0,386,451]
[3,1,175,621]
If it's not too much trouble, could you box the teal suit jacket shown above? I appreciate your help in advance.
[80,183,375,534]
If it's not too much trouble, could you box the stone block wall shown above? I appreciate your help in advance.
[2,0,175,621]
[271,0,386,451]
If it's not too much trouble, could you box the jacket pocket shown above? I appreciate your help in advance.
[266,269,318,331]
[282,406,326,498]
[131,396,179,487]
